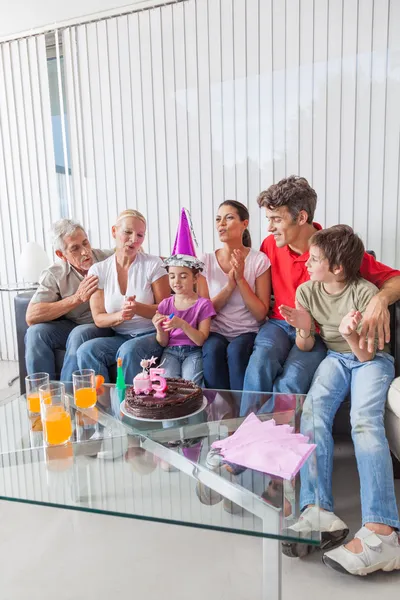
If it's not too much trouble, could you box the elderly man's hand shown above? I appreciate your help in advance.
[358,294,390,353]
[75,275,99,303]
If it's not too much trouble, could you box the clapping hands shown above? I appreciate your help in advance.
[152,312,183,333]
[279,303,312,331]
[339,310,362,338]
[121,295,137,321]
[230,249,245,282]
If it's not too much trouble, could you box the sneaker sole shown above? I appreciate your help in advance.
[323,553,400,576]
[282,528,349,559]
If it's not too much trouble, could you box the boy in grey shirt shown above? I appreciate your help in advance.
[279,225,399,576]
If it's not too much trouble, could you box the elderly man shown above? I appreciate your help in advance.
[25,218,114,381]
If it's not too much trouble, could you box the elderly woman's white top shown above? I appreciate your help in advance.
[89,253,166,335]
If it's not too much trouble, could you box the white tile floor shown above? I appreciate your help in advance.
[0,361,399,599]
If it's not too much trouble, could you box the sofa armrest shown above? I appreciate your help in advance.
[14,292,34,394]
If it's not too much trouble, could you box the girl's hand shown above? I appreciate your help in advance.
[230,249,245,282]
[339,310,362,338]
[162,315,184,331]
[279,304,312,331]
[152,311,167,332]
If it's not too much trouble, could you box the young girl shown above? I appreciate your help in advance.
[152,255,216,386]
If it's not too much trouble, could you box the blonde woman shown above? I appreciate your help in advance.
[77,209,170,382]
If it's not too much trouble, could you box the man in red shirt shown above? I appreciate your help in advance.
[240,176,400,415]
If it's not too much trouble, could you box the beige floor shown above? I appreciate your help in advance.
[0,361,399,599]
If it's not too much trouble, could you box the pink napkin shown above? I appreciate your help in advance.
[211,413,316,480]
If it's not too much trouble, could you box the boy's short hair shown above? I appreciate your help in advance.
[310,224,365,282]
[257,175,317,224]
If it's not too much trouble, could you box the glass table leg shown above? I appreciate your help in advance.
[262,519,282,600]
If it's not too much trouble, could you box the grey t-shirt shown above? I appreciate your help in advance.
[296,277,388,354]
[30,249,113,324]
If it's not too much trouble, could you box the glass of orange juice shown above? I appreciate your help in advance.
[72,369,97,409]
[25,372,49,415]
[39,381,72,446]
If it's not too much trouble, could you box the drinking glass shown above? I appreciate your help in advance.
[75,407,99,443]
[25,372,49,414]
[72,369,97,409]
[39,381,72,446]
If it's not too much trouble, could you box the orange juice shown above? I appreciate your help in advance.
[74,387,97,409]
[27,393,40,414]
[43,406,72,445]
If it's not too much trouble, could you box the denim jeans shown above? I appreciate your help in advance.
[240,319,327,416]
[25,320,114,382]
[202,332,257,391]
[76,331,163,384]
[161,345,204,386]
[300,350,399,529]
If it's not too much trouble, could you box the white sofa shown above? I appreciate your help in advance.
[386,378,400,462]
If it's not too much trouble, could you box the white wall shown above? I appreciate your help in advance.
[61,0,400,263]
[0,0,146,39]
[1,0,400,362]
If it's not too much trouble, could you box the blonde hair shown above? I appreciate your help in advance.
[114,209,147,253]
[115,209,146,227]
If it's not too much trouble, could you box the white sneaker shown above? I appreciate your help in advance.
[205,448,224,470]
[323,526,400,576]
[282,506,349,558]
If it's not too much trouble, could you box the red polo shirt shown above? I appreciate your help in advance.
[260,223,400,320]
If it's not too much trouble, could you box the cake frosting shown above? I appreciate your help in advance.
[125,377,203,420]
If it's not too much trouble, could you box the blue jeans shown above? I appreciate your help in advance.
[240,319,327,416]
[25,320,113,382]
[161,345,204,386]
[76,331,163,384]
[300,350,399,528]
[202,332,257,391]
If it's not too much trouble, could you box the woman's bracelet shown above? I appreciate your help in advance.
[296,328,314,339]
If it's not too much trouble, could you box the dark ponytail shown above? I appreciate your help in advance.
[242,228,251,248]
[218,200,252,248]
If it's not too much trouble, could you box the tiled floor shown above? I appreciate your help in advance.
[0,360,399,599]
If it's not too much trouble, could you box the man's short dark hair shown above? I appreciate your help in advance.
[257,176,317,224]
[310,225,365,283]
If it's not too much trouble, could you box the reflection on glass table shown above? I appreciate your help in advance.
[0,387,319,600]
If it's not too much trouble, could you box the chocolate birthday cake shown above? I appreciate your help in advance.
[125,377,204,420]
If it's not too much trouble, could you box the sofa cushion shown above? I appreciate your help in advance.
[387,377,400,419]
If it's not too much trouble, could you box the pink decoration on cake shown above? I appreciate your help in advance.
[133,372,152,395]
[172,208,197,256]
[133,357,169,397]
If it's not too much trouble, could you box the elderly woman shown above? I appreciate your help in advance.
[77,209,170,383]
[197,200,271,392]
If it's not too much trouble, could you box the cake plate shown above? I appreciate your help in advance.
[119,397,208,425]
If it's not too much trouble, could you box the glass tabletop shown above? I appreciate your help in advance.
[0,386,319,544]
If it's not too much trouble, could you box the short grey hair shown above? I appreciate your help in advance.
[52,219,86,252]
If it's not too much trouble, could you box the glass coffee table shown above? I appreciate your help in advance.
[0,386,319,600]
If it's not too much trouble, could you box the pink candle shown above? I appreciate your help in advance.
[150,368,167,398]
